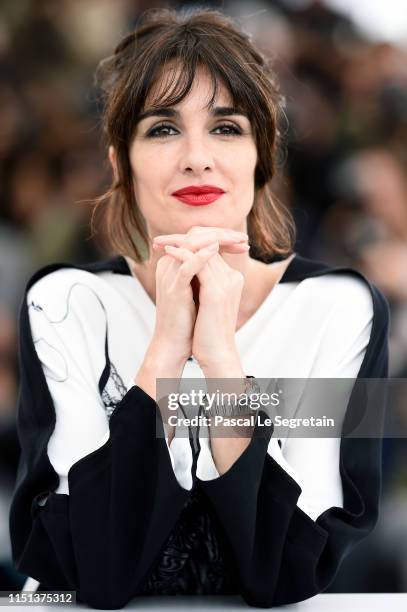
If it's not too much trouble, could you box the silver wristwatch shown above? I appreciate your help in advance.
[201,375,261,417]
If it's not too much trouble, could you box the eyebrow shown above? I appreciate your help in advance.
[137,105,249,122]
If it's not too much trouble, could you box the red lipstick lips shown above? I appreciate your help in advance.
[171,184,225,206]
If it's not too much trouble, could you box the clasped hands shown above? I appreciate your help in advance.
[152,225,249,375]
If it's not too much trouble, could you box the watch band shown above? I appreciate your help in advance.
[201,375,261,417]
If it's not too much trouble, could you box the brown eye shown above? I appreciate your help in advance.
[147,123,178,138]
[212,123,242,136]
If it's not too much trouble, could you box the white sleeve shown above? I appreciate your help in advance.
[27,288,194,495]
[267,275,374,521]
[195,275,374,523]
[196,423,220,480]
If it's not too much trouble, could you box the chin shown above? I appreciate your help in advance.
[179,211,228,227]
[174,218,213,232]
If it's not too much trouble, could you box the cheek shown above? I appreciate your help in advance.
[233,146,257,187]
[130,144,174,185]
[130,149,159,197]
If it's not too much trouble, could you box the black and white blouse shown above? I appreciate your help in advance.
[9,252,389,608]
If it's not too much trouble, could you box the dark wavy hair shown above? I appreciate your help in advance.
[90,7,296,262]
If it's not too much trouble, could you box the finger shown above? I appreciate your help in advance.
[163,244,196,262]
[155,234,247,252]
[209,250,233,273]
[165,243,220,287]
[154,229,248,249]
[187,226,247,238]
[157,234,247,249]
[195,251,230,286]
[154,228,247,241]
[158,252,183,284]
[164,242,219,266]
[164,244,241,289]
[154,240,249,254]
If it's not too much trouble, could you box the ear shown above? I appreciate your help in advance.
[108,145,119,182]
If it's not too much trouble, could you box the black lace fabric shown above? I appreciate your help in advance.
[136,485,239,596]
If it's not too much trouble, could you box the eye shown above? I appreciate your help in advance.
[146,123,178,138]
[212,123,242,136]
[146,122,243,139]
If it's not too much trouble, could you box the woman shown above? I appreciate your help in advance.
[9,7,389,609]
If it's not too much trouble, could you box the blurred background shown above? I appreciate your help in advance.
[0,0,406,593]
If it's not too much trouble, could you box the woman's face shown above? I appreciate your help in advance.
[126,63,257,239]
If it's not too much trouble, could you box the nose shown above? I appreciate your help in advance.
[178,134,215,175]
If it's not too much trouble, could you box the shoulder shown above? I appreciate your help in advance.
[27,266,89,297]
[298,272,374,324]
[26,266,100,318]
[287,259,391,373]
[284,253,389,328]
[24,256,132,344]
[25,255,129,306]
[308,272,373,307]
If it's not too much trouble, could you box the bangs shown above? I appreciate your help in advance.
[144,59,218,112]
[136,45,255,123]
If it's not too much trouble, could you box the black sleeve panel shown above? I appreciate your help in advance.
[197,280,390,608]
[9,274,191,610]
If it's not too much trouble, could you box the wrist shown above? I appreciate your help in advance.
[200,351,244,378]
[135,351,186,403]
[144,346,186,378]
